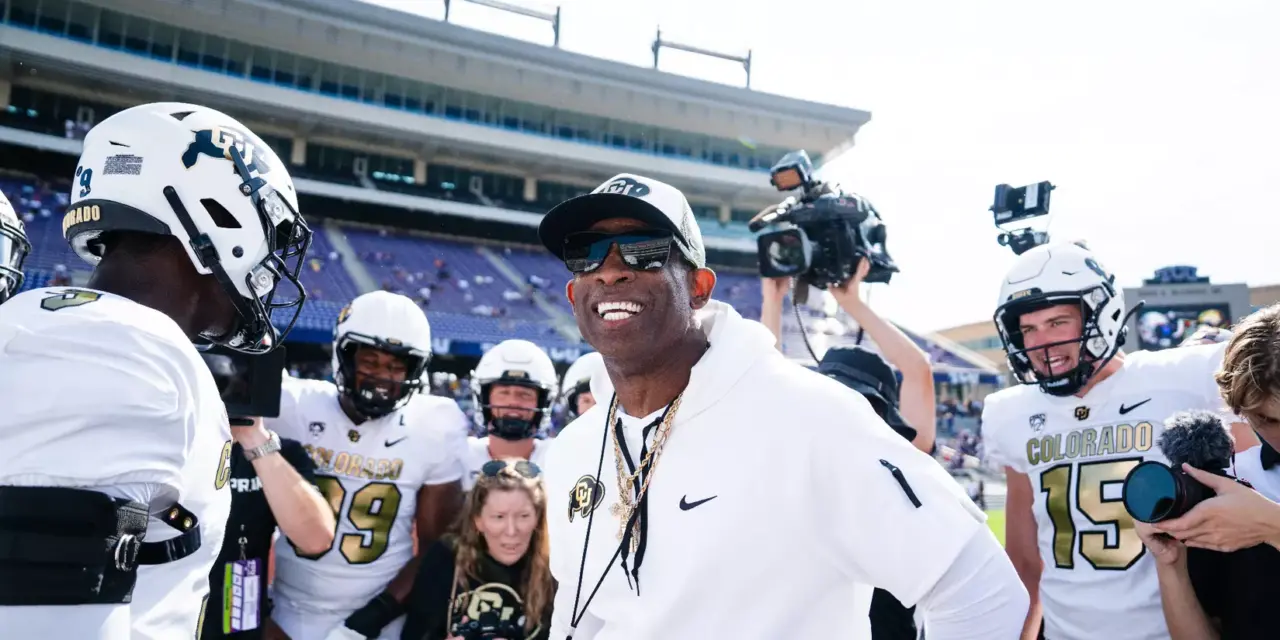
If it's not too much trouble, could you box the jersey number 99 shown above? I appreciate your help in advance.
[292,477,402,565]
[1040,458,1145,570]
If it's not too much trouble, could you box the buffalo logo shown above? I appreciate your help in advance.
[450,582,534,639]
[568,475,606,522]
[347,429,361,443]
[182,126,272,175]
[309,422,326,439]
[597,177,650,198]
[1029,413,1046,433]
[1085,257,1109,281]
[336,304,353,325]
[1074,406,1090,421]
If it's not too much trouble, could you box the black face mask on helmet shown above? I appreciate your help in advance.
[562,378,593,421]
[994,294,1130,398]
[335,333,430,420]
[480,379,551,441]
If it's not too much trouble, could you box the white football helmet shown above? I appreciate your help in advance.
[332,291,432,419]
[0,192,30,304]
[473,339,558,440]
[560,351,604,421]
[993,241,1134,396]
[65,102,311,353]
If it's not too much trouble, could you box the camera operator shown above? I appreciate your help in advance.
[761,257,936,454]
[199,350,337,640]
[1134,304,1280,639]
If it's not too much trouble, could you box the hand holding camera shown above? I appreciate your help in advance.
[1123,410,1280,554]
[1152,463,1280,553]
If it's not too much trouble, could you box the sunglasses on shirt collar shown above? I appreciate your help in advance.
[481,459,542,479]
[562,229,676,274]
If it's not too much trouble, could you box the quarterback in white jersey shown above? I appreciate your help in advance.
[462,340,559,491]
[0,103,311,640]
[268,291,468,640]
[982,241,1243,640]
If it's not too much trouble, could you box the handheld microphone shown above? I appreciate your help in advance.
[1123,410,1235,523]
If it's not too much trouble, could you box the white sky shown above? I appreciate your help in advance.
[359,0,1280,333]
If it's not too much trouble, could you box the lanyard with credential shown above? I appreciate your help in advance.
[565,393,667,639]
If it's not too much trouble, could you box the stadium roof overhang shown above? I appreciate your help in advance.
[2,27,797,206]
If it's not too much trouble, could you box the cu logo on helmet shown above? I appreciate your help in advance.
[182,126,272,175]
[599,177,650,197]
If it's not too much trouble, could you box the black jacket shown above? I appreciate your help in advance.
[401,538,550,640]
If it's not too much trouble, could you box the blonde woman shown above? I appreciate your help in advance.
[401,459,552,640]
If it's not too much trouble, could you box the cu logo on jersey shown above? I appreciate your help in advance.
[598,177,650,198]
[568,475,605,522]
[182,126,272,175]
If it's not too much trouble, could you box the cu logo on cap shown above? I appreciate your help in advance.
[600,177,650,197]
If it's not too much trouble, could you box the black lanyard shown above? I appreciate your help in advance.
[565,394,671,639]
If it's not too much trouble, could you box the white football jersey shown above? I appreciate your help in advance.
[0,287,230,640]
[268,379,468,636]
[983,343,1234,640]
[461,436,551,491]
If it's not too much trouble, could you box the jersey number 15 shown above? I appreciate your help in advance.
[1040,458,1146,570]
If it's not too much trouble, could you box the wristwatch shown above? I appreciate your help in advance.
[243,430,282,461]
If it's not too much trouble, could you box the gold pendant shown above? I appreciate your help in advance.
[610,502,629,540]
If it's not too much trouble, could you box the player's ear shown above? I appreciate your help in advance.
[566,280,576,307]
[690,267,716,310]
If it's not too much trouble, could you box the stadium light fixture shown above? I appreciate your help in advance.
[651,27,754,89]
[443,0,563,47]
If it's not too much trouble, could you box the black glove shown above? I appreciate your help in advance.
[343,591,404,638]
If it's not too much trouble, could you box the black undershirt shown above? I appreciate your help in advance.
[201,439,316,640]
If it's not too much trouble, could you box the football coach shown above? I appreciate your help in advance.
[537,173,1028,639]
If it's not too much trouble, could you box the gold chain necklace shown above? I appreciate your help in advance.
[607,392,683,553]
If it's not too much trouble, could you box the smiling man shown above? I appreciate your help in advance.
[537,173,1027,639]
[981,241,1251,640]
[265,291,469,640]
[463,339,559,491]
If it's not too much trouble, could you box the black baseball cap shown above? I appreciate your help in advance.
[818,347,915,441]
[539,173,706,268]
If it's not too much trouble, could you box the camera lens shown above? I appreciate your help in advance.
[1123,461,1180,523]
[767,236,805,273]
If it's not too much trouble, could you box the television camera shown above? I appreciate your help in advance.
[750,150,898,292]
[990,181,1055,255]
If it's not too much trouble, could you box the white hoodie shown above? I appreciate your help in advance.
[545,301,1026,639]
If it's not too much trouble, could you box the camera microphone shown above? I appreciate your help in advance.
[1123,410,1235,523]
[1158,410,1234,472]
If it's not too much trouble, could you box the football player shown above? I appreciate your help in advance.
[462,339,558,491]
[982,241,1246,640]
[0,103,310,639]
[267,290,468,640]
[0,191,30,304]
[560,350,605,424]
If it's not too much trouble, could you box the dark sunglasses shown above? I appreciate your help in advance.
[562,229,675,274]
[481,459,542,479]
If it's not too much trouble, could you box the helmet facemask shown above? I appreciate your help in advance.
[995,286,1123,397]
[480,376,551,441]
[0,217,30,304]
[166,146,311,353]
[563,378,593,421]
[335,334,430,420]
